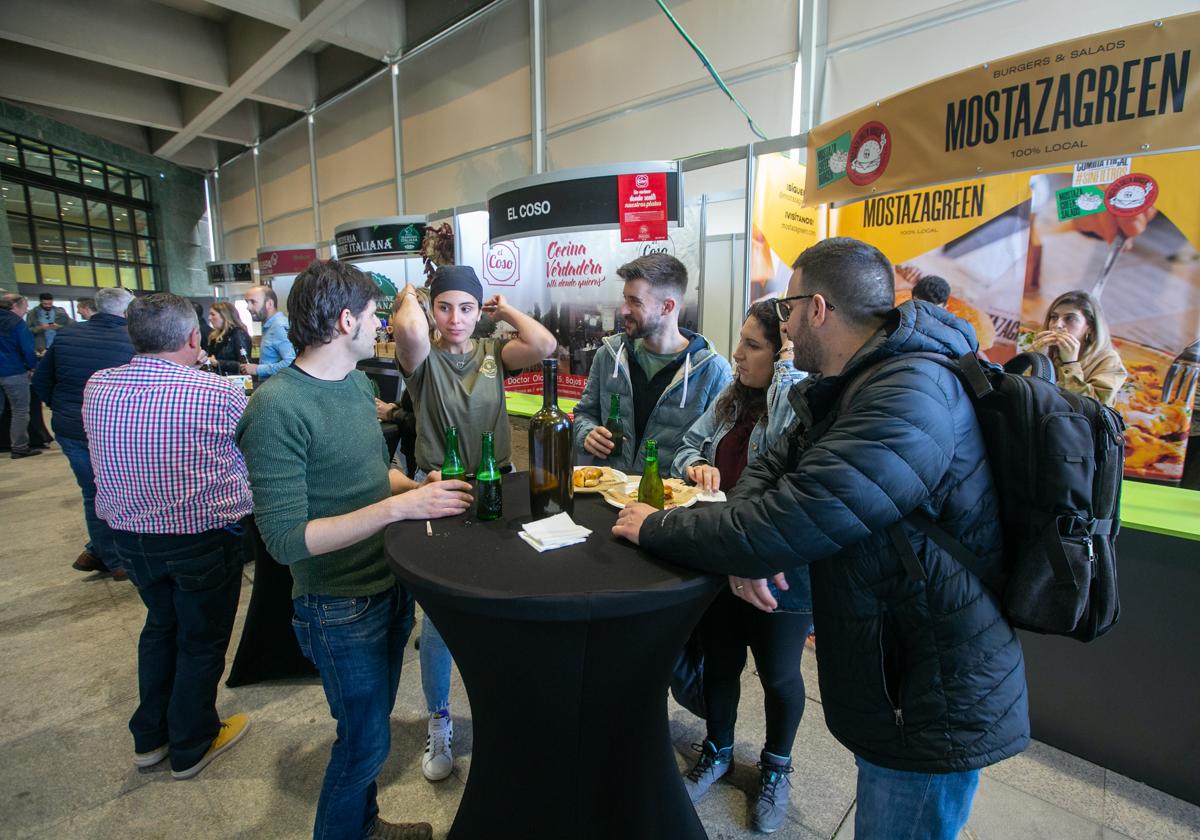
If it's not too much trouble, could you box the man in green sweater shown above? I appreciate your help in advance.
[237,260,472,840]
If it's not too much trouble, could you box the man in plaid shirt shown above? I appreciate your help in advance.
[83,293,252,781]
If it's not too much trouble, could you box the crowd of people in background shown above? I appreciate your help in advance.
[0,238,1142,840]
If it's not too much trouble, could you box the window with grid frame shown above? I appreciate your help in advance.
[1,130,160,292]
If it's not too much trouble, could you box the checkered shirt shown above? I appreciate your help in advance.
[82,355,253,534]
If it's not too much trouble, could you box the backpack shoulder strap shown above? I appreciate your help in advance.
[898,511,1005,594]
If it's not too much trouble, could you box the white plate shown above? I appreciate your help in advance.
[603,481,699,510]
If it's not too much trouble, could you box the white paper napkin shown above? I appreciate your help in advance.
[695,489,727,503]
[520,513,592,552]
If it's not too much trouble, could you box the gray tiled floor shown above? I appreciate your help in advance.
[3,444,1198,839]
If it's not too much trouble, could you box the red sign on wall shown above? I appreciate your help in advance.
[617,172,668,243]
[504,371,588,400]
[257,247,319,277]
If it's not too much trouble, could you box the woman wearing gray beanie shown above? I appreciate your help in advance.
[392,264,557,783]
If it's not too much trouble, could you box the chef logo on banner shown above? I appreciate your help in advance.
[482,241,520,286]
[817,122,892,189]
[617,172,668,242]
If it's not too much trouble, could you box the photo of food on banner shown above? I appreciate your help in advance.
[1022,156,1199,485]
[888,203,1030,363]
[824,173,1033,364]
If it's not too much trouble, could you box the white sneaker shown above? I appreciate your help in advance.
[421,712,453,782]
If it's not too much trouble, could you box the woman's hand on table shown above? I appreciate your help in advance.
[612,502,657,545]
[389,479,473,520]
[729,574,789,613]
[685,464,720,493]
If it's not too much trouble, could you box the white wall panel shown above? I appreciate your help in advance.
[263,211,316,247]
[218,153,257,235]
[547,69,794,171]
[259,121,312,224]
[223,225,260,261]
[315,74,394,201]
[404,141,532,215]
[546,0,798,130]
[399,1,530,172]
[319,182,395,241]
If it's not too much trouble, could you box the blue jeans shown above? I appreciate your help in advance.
[58,435,119,567]
[419,613,452,715]
[292,585,416,840]
[854,756,980,840]
[113,524,244,772]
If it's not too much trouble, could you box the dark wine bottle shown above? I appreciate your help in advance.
[441,425,466,480]
[528,358,574,519]
[637,439,665,509]
[604,392,624,459]
[476,431,503,521]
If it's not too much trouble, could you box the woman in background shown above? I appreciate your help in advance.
[206,301,252,374]
[1031,290,1126,406]
[671,300,811,835]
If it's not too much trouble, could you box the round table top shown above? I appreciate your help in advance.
[384,472,721,621]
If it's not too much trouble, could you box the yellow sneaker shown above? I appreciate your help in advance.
[171,714,249,780]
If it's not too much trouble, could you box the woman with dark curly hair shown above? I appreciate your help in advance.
[670,300,811,834]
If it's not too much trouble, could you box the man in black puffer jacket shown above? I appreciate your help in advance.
[33,288,135,578]
[615,238,1028,840]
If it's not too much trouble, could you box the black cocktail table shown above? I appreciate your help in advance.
[384,472,721,840]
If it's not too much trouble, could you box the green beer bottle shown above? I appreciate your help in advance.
[476,431,503,521]
[605,393,624,459]
[441,425,466,481]
[638,439,665,510]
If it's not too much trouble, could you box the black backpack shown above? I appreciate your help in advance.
[835,351,1126,642]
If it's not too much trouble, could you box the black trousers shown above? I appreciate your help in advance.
[698,588,813,757]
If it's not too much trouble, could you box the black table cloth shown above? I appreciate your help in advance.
[384,472,722,840]
[226,517,318,686]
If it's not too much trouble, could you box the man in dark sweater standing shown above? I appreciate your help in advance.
[237,260,472,840]
[34,287,135,578]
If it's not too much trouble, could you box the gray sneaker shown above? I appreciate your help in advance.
[751,751,793,834]
[682,741,733,803]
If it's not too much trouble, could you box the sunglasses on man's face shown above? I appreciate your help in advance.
[773,294,836,323]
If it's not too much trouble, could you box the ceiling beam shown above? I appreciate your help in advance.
[251,52,317,111]
[0,0,229,91]
[200,100,261,145]
[149,131,220,170]
[323,0,405,59]
[197,0,302,29]
[155,0,365,158]
[0,43,183,131]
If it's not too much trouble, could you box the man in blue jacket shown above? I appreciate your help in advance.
[34,288,135,577]
[0,293,41,459]
[575,254,731,473]
[616,238,1028,840]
